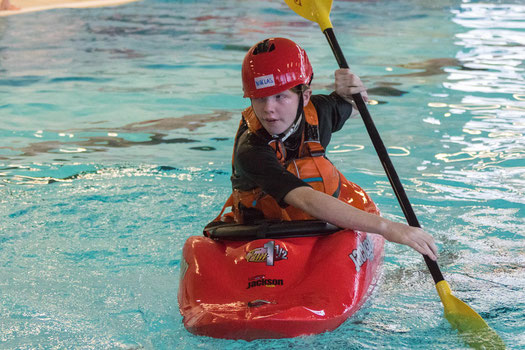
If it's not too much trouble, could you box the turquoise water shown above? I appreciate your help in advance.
[1,0,524,348]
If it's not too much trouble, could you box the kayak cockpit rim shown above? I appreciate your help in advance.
[204,219,341,240]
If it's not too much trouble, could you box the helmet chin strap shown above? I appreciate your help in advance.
[273,93,304,142]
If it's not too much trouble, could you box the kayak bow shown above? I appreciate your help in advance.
[179,178,385,340]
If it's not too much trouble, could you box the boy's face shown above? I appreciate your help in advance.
[251,89,311,136]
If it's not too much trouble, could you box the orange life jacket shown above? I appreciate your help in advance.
[213,101,344,224]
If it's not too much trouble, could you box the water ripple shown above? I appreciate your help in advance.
[447,4,525,95]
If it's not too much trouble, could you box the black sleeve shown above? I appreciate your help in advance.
[310,92,353,149]
[233,131,310,205]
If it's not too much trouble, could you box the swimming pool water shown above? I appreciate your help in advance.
[1,0,524,349]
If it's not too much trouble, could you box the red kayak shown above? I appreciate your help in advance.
[178,179,385,340]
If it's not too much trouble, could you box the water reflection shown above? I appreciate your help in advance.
[0,162,231,185]
[0,111,232,158]
[428,97,524,168]
[446,4,525,96]
[410,3,525,209]
[381,58,463,78]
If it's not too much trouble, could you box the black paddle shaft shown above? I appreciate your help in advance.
[323,28,444,284]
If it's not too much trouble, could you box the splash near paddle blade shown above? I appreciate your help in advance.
[436,281,506,349]
[283,0,334,31]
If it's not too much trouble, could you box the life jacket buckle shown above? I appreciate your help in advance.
[309,150,325,157]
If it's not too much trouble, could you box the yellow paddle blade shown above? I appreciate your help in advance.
[283,0,333,31]
[436,281,506,349]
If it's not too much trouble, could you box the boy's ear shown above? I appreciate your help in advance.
[302,89,312,107]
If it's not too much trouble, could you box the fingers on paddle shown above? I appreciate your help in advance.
[412,230,438,261]
[361,91,369,103]
[335,68,367,98]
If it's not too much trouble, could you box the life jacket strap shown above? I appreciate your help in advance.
[208,194,234,224]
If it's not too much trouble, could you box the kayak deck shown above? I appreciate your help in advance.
[178,229,384,340]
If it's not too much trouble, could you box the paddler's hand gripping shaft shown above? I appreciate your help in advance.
[324,27,444,283]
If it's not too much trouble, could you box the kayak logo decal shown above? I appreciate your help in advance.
[349,235,374,272]
[247,275,284,289]
[246,240,288,266]
[254,74,275,90]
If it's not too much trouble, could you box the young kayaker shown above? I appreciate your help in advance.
[213,37,438,261]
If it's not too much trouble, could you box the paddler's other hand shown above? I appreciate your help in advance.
[335,68,369,104]
[384,222,439,261]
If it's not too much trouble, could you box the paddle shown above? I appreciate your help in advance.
[283,0,505,348]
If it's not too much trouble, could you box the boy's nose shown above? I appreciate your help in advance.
[262,97,276,112]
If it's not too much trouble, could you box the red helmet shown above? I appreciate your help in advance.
[242,38,313,99]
